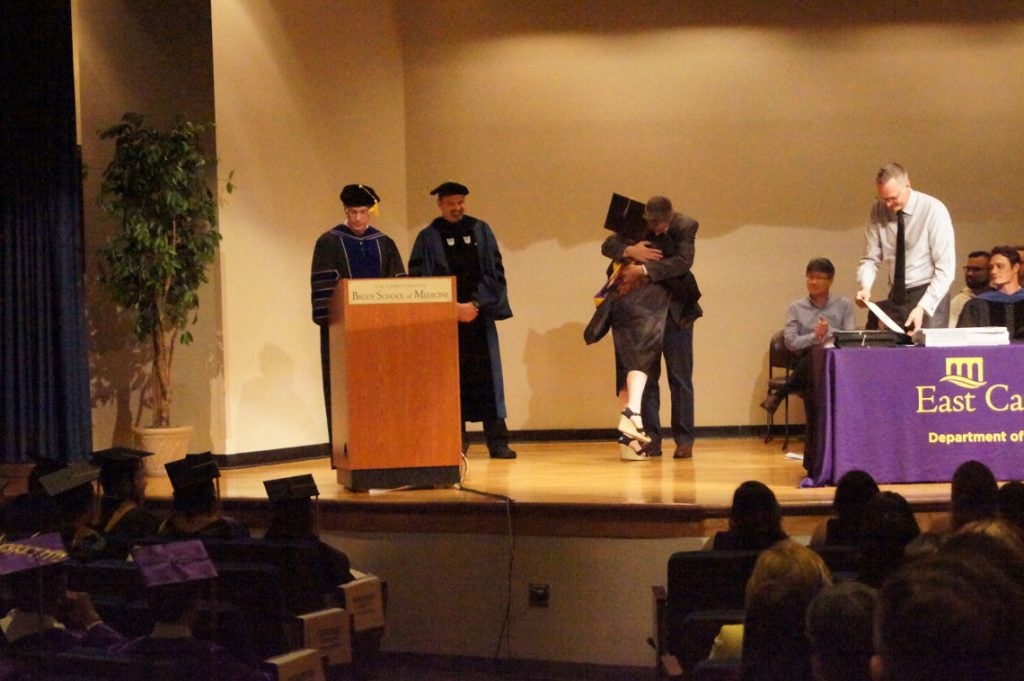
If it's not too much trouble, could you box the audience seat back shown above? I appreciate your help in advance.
[665,550,760,658]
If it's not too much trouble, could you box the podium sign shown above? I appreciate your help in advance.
[329,277,461,491]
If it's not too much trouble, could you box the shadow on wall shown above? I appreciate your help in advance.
[522,322,615,431]
[87,298,148,445]
[235,344,317,449]
[87,296,223,451]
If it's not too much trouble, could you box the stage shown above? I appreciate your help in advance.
[131,435,966,668]
[145,436,955,539]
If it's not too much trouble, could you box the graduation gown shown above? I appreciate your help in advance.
[408,216,512,421]
[310,224,405,438]
[957,290,1024,340]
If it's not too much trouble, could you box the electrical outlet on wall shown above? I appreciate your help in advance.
[528,583,550,607]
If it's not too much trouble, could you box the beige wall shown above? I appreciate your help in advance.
[83,2,1024,455]
[210,0,409,453]
[398,4,1024,436]
[78,0,220,451]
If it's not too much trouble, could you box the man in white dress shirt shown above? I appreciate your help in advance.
[855,163,956,332]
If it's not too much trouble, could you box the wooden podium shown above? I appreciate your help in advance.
[328,276,461,491]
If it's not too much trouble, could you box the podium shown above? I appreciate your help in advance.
[328,276,461,491]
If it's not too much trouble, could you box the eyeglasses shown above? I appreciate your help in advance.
[878,185,908,205]
[963,266,987,272]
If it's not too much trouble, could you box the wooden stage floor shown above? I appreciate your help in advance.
[145,437,955,540]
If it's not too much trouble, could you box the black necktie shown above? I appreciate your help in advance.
[892,210,906,304]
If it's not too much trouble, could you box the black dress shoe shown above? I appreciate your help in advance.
[641,438,663,457]
[673,443,693,459]
[489,446,517,459]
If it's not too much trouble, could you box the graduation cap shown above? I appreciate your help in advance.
[164,452,220,492]
[38,462,100,498]
[339,184,380,208]
[92,446,152,466]
[604,192,647,242]
[0,533,68,577]
[263,474,319,503]
[92,446,152,480]
[131,540,218,588]
[27,456,66,495]
[430,181,469,197]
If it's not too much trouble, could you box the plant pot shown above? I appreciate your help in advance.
[133,425,193,477]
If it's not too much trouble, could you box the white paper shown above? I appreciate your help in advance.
[866,301,906,334]
[912,327,1010,347]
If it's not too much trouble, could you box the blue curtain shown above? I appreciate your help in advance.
[0,0,92,463]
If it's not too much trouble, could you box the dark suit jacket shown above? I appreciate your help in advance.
[601,212,702,326]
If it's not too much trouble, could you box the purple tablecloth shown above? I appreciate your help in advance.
[804,344,1024,486]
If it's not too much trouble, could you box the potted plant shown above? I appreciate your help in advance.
[98,112,231,472]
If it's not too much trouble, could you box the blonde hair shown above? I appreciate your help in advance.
[745,539,833,609]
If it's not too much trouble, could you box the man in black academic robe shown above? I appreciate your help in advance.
[408,181,516,459]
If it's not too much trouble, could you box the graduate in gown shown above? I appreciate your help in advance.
[0,534,126,654]
[116,540,268,681]
[92,447,161,551]
[158,454,248,540]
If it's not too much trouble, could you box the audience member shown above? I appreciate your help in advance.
[724,540,833,681]
[945,519,1024,582]
[0,457,63,541]
[0,533,126,652]
[809,470,879,547]
[263,474,354,589]
[805,581,877,681]
[708,481,788,551]
[37,462,107,561]
[956,245,1024,340]
[857,491,919,588]
[928,459,999,535]
[872,551,1024,681]
[158,454,248,539]
[117,540,267,681]
[708,540,833,669]
[947,250,991,326]
[901,531,944,564]
[997,479,1024,536]
[92,447,161,542]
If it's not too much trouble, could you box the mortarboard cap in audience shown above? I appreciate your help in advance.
[27,456,66,495]
[164,452,220,491]
[38,462,100,498]
[430,181,469,197]
[263,474,319,503]
[131,540,218,588]
[604,192,647,241]
[0,533,69,577]
[339,184,380,208]
[92,447,152,474]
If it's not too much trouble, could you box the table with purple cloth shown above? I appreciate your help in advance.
[802,343,1024,487]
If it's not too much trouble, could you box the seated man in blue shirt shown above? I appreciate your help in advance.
[761,258,855,414]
